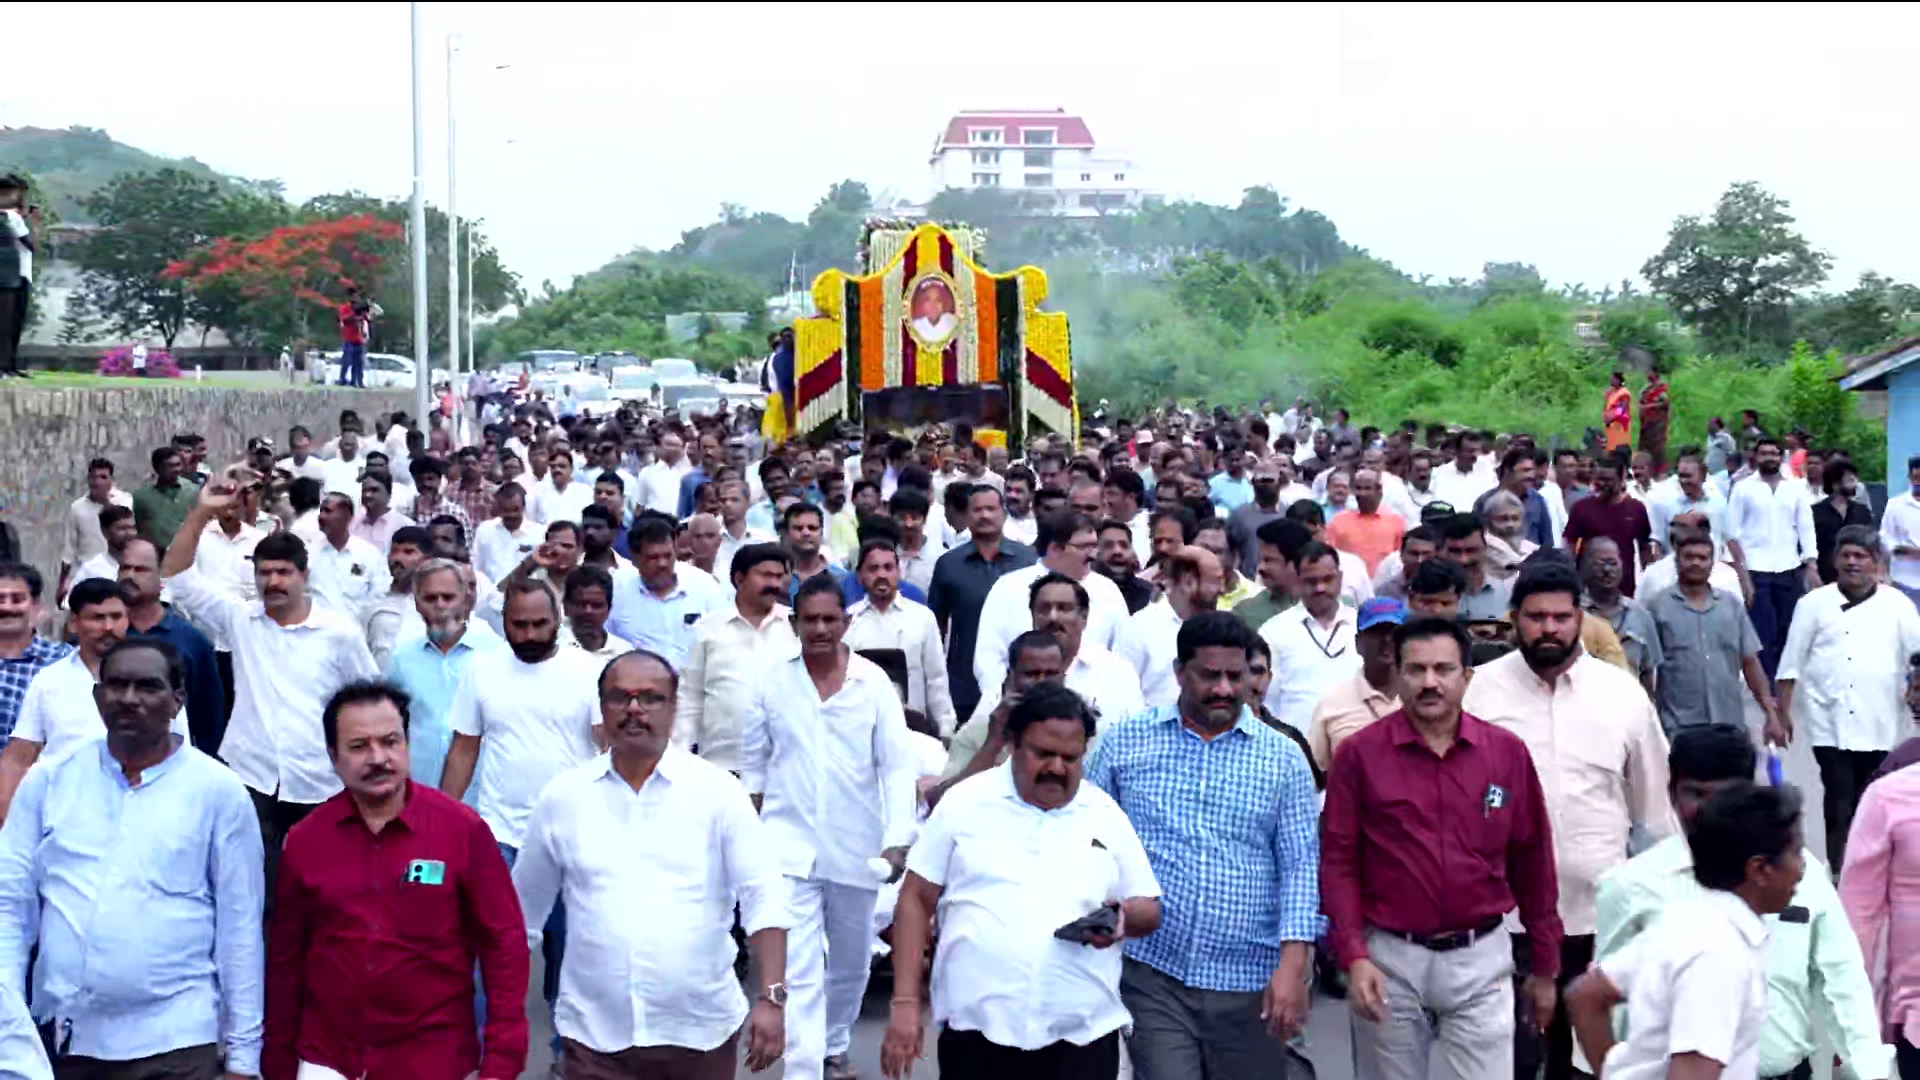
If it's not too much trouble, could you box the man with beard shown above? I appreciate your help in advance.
[386,559,500,788]
[0,577,189,818]
[442,578,603,1063]
[846,539,956,737]
[677,544,796,774]
[1564,454,1657,600]
[0,638,264,1080]
[577,504,628,577]
[1095,519,1154,614]
[162,483,380,890]
[119,537,225,750]
[1086,612,1321,1080]
[1462,561,1676,1080]
[1233,518,1310,632]
[364,525,433,670]
[1727,435,1821,677]
[268,681,527,1080]
[1323,617,1561,1080]
[883,680,1164,1080]
[743,574,917,1080]
[1227,458,1290,582]
[514,650,789,1078]
[1116,545,1225,707]
[1001,467,1038,547]
[607,516,724,672]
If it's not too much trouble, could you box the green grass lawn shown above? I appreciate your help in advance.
[11,370,325,391]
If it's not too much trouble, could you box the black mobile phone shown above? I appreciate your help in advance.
[1052,904,1119,944]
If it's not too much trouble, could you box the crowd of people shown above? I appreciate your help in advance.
[0,382,1916,1080]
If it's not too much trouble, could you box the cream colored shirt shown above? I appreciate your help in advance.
[673,603,796,773]
[1461,650,1678,936]
[844,596,956,736]
[1306,671,1398,773]
[62,489,131,566]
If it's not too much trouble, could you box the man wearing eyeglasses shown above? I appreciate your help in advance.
[1259,540,1361,733]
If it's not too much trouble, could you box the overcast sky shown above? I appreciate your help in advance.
[5,2,1913,294]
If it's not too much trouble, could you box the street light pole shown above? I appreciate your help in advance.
[409,1,431,423]
[446,34,461,379]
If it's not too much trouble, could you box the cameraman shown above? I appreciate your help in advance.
[336,285,376,388]
[0,174,38,379]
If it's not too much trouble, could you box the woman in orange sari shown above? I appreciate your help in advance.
[1603,371,1633,456]
[1638,366,1671,470]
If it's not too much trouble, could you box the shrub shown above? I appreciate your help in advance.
[96,345,182,378]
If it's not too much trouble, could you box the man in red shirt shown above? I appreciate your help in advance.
[337,287,371,389]
[266,681,528,1080]
[1562,453,1657,597]
[1322,616,1563,1080]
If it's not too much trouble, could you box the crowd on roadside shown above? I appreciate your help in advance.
[0,382,1916,1080]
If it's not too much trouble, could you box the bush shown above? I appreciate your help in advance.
[96,345,181,378]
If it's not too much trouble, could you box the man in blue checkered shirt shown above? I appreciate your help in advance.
[0,563,74,739]
[1085,609,1324,1079]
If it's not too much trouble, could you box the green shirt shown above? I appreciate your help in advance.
[1231,589,1297,633]
[133,482,195,550]
[1594,834,1887,1079]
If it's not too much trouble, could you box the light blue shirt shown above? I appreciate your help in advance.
[0,983,48,1080]
[386,622,505,788]
[1084,704,1324,993]
[606,567,727,673]
[745,500,779,535]
[0,740,264,1073]
[1208,472,1255,513]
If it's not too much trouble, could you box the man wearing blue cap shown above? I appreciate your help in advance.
[1308,597,1406,774]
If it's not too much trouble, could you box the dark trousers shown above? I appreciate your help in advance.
[1766,1060,1813,1080]
[937,1026,1120,1080]
[0,284,27,373]
[1514,933,1595,1080]
[560,1031,737,1080]
[1748,569,1806,679]
[197,651,235,754]
[338,341,366,387]
[248,788,316,901]
[1814,746,1887,869]
[50,1044,220,1080]
[1120,956,1315,1080]
[1898,1036,1920,1080]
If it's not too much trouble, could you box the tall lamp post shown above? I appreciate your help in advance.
[409,1,431,423]
[446,34,461,380]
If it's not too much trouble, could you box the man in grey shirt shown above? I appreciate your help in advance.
[1643,529,1780,737]
[1580,537,1662,695]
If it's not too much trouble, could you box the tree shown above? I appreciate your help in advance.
[1641,181,1831,354]
[164,215,406,354]
[476,256,765,363]
[1793,271,1920,356]
[73,168,232,346]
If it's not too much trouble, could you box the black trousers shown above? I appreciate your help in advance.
[0,284,27,373]
[1514,933,1595,1080]
[937,1027,1120,1080]
[249,788,316,902]
[193,651,234,755]
[50,1043,220,1080]
[1898,1036,1920,1080]
[1813,746,1886,869]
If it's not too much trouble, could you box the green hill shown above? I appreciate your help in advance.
[0,125,230,222]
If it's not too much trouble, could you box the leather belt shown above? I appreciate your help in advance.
[1380,916,1506,952]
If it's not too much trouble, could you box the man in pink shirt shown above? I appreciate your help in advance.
[1326,468,1406,577]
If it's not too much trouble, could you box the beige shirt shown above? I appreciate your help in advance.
[62,489,132,565]
[1461,650,1677,936]
[674,603,796,773]
[1306,672,1398,772]
[845,596,956,736]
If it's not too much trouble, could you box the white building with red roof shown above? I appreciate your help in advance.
[928,108,1154,217]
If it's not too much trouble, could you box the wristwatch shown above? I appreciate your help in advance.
[761,982,788,1007]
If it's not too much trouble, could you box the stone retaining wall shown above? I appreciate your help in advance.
[0,386,412,584]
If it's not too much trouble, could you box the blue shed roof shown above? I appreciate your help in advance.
[1839,336,1920,392]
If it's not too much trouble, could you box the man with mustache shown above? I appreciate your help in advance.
[0,577,189,820]
[845,539,956,738]
[1084,612,1322,1079]
[1463,561,1676,1080]
[675,544,796,775]
[931,630,1069,800]
[441,579,604,1063]
[971,511,1129,705]
[0,638,264,1080]
[742,574,917,1080]
[514,650,790,1079]
[882,681,1165,1080]
[1725,435,1820,677]
[162,482,380,891]
[1323,617,1562,1080]
[606,516,724,673]
[1116,545,1225,707]
[364,525,434,670]
[119,537,225,752]
[384,558,501,788]
[307,491,389,627]
[268,680,526,1080]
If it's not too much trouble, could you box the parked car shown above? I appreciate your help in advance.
[318,351,450,389]
[652,357,698,382]
[609,365,659,406]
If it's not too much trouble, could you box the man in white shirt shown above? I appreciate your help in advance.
[715,479,777,578]
[1002,469,1039,547]
[158,484,379,886]
[1260,540,1361,732]
[1882,454,1920,607]
[1115,545,1224,707]
[1648,450,1728,559]
[0,578,189,818]
[1778,525,1920,868]
[363,526,432,670]
[882,680,1164,1079]
[1726,436,1819,677]
[321,429,367,498]
[1568,782,1805,1080]
[531,448,596,527]
[64,504,138,602]
[1640,511,1744,602]
[472,482,543,585]
[742,574,918,1080]
[1432,433,1498,511]
[275,424,330,485]
[191,481,267,660]
[973,511,1129,702]
[846,539,956,737]
[306,491,388,626]
[0,177,33,380]
[57,458,132,600]
[514,649,789,1077]
[634,431,693,516]
[676,543,796,773]
[441,577,604,1049]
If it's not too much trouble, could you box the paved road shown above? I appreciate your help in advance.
[519,708,1835,1080]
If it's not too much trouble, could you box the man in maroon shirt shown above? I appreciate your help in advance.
[266,681,528,1080]
[1322,616,1563,1080]
[1562,453,1656,597]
